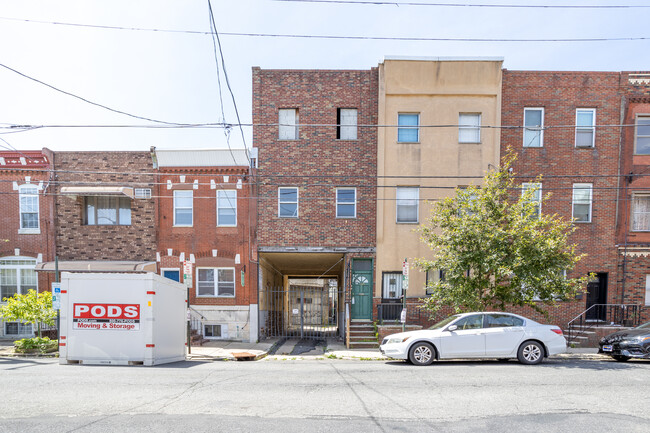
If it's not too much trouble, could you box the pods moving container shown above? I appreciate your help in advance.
[59,272,186,366]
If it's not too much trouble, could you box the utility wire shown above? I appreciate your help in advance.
[271,0,650,9]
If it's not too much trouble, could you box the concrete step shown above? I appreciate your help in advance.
[348,342,379,349]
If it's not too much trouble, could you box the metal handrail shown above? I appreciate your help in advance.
[566,303,641,345]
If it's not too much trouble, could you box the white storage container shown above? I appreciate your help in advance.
[59,272,186,366]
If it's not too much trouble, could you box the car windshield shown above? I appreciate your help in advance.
[636,321,650,330]
[428,315,461,330]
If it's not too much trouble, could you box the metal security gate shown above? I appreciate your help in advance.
[259,286,343,339]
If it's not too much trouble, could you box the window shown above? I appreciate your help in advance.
[485,313,524,328]
[645,275,650,306]
[635,115,650,155]
[4,322,32,336]
[84,196,131,225]
[134,188,152,199]
[197,268,235,297]
[217,190,237,227]
[336,188,356,218]
[425,269,445,295]
[632,195,650,231]
[458,113,481,143]
[0,257,37,301]
[382,272,403,299]
[204,324,222,338]
[575,109,596,148]
[453,314,484,330]
[397,113,419,143]
[173,190,193,226]
[279,109,298,140]
[19,185,39,232]
[278,187,298,218]
[523,108,544,148]
[572,183,593,223]
[396,187,419,223]
[161,269,180,282]
[337,108,357,140]
[522,183,542,219]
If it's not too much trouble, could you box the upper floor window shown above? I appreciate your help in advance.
[0,257,37,300]
[19,185,39,232]
[217,190,237,227]
[278,187,298,218]
[397,113,419,143]
[572,183,593,223]
[396,187,419,223]
[336,188,356,218]
[635,115,650,155]
[521,183,542,219]
[173,190,193,226]
[337,108,357,140]
[279,108,298,140]
[575,109,596,148]
[85,196,131,226]
[197,267,235,297]
[458,113,481,143]
[632,195,650,231]
[523,108,544,148]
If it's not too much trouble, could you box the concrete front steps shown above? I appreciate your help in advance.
[564,325,632,348]
[349,320,379,349]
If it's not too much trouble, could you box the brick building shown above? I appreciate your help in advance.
[153,148,258,342]
[252,67,378,341]
[0,150,56,337]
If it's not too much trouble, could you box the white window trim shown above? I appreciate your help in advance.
[396,186,419,224]
[382,272,404,299]
[572,183,593,223]
[160,268,181,281]
[458,113,481,143]
[278,108,299,140]
[336,187,357,218]
[173,190,193,227]
[631,194,650,232]
[196,267,236,298]
[523,107,544,148]
[634,114,650,155]
[18,184,40,234]
[645,275,650,306]
[521,182,542,218]
[575,108,596,148]
[338,108,358,140]
[0,256,38,303]
[278,187,299,218]
[217,189,237,227]
[397,113,420,143]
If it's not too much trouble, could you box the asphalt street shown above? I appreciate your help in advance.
[1,356,648,432]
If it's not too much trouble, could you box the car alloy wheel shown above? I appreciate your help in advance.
[409,342,435,366]
[517,341,544,365]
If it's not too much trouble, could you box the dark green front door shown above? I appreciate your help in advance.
[351,259,373,320]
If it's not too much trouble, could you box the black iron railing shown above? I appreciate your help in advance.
[376,302,423,325]
[566,304,642,344]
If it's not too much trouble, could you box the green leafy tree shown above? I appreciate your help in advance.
[416,153,588,318]
[0,289,56,338]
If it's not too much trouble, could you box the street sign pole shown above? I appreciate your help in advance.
[402,258,409,332]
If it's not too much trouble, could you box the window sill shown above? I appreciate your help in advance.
[278,216,299,219]
[523,145,544,148]
[336,139,359,142]
[573,221,592,224]
[459,141,482,145]
[217,225,237,228]
[336,216,357,219]
[18,228,40,234]
[397,141,420,144]
[575,145,595,149]
[396,221,419,225]
[173,225,194,228]
[196,295,236,299]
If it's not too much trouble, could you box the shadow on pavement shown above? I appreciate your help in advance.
[382,357,648,370]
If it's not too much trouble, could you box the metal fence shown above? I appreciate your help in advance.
[259,286,343,339]
[376,302,425,325]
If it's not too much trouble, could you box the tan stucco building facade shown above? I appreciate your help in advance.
[376,57,503,311]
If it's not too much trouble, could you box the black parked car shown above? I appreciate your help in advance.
[598,321,650,361]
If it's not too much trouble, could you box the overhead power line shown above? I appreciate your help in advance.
[271,0,650,9]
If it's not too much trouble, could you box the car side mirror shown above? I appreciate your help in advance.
[447,325,458,332]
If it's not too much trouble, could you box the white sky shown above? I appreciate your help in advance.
[0,0,649,152]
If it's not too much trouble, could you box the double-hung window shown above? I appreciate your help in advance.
[217,190,237,227]
[396,187,419,223]
[19,185,39,232]
[458,113,481,143]
[575,109,596,148]
[173,190,193,226]
[632,195,650,231]
[336,188,356,218]
[635,115,650,155]
[572,183,593,223]
[0,257,37,301]
[337,108,357,140]
[521,183,542,219]
[382,272,404,299]
[197,268,235,297]
[397,113,419,143]
[278,187,298,218]
[523,108,544,148]
[85,196,131,225]
[279,109,298,140]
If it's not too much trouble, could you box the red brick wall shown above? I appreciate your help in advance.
[252,68,378,248]
[53,152,156,261]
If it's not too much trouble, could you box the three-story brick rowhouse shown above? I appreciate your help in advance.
[153,149,258,342]
[501,70,626,333]
[252,67,378,343]
[0,150,56,338]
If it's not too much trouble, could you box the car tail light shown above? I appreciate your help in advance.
[551,328,563,335]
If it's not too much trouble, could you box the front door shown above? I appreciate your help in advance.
[586,273,607,320]
[351,259,373,320]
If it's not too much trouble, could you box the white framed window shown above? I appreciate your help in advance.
[382,272,404,299]
[458,113,481,143]
[84,196,131,226]
[632,195,650,231]
[572,183,593,223]
[523,108,544,148]
[336,188,356,218]
[575,109,596,148]
[634,115,650,155]
[18,185,39,233]
[0,257,38,301]
[522,183,542,219]
[278,187,298,218]
[397,113,419,143]
[134,188,152,199]
[645,275,650,306]
[337,108,357,140]
[217,190,237,227]
[197,267,235,297]
[279,108,298,140]
[173,190,193,226]
[161,268,181,282]
[396,187,419,223]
